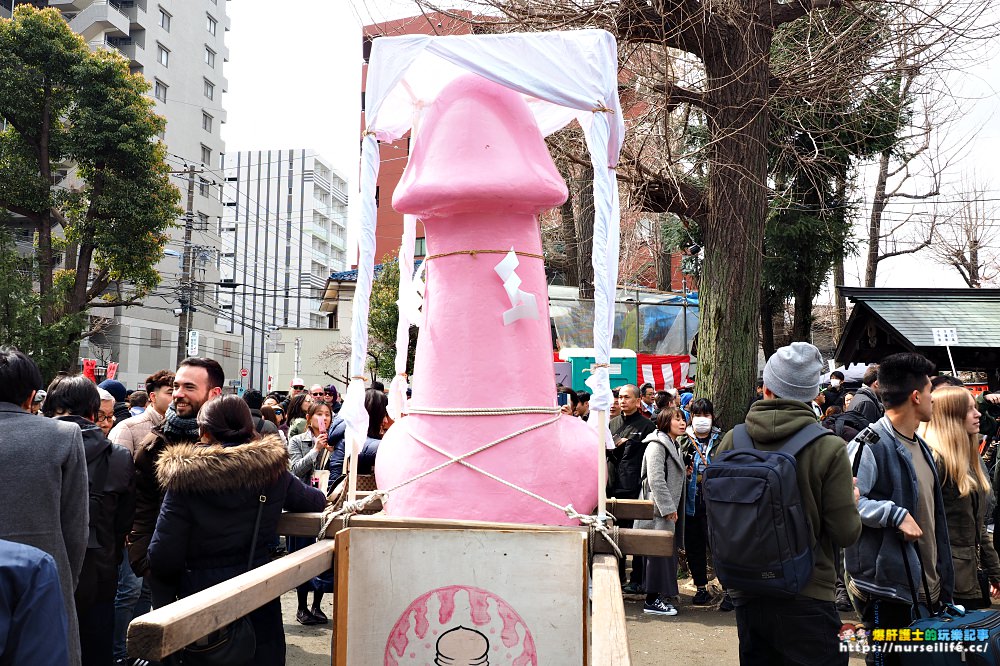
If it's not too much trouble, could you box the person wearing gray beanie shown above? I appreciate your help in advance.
[714,340,861,664]
[762,341,823,404]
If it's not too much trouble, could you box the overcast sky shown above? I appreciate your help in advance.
[222,0,1000,290]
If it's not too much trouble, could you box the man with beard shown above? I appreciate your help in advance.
[127,358,223,600]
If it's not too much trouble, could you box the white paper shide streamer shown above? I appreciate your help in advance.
[493,248,538,326]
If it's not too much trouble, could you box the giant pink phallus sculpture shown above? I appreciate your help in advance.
[375,74,599,525]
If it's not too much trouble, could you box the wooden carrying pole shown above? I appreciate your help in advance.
[592,554,631,665]
[597,408,609,523]
[127,540,336,661]
[126,517,662,662]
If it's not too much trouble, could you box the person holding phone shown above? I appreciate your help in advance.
[557,387,578,416]
[286,402,335,625]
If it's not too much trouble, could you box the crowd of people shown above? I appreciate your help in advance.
[5,338,1000,666]
[0,349,397,666]
[583,344,1000,666]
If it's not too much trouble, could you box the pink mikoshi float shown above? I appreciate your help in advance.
[374,74,599,525]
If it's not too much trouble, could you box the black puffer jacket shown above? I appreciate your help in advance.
[850,385,885,424]
[608,411,655,497]
[148,435,326,665]
[56,415,135,608]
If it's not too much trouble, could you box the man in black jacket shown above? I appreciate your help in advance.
[821,370,848,409]
[609,384,655,592]
[849,364,884,423]
[45,374,136,666]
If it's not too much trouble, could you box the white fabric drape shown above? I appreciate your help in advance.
[349,30,625,491]
[387,214,417,421]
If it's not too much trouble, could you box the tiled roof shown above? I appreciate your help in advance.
[841,287,1000,347]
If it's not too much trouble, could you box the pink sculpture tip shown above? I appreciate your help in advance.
[393,73,568,218]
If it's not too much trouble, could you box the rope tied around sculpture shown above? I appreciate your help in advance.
[422,249,545,263]
[408,406,559,416]
[317,406,621,558]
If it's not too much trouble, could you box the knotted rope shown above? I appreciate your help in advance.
[316,406,622,559]
[422,249,544,262]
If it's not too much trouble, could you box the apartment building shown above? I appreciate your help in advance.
[13,0,245,389]
[216,150,348,391]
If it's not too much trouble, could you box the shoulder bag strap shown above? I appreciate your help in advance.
[851,426,882,477]
[898,538,936,617]
[732,424,754,450]
[246,494,266,573]
[780,423,829,457]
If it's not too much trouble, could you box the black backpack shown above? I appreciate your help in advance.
[823,410,871,441]
[703,423,828,597]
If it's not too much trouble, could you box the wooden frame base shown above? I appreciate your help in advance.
[127,513,662,663]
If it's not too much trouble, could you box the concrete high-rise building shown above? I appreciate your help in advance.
[216,150,348,391]
[12,0,245,389]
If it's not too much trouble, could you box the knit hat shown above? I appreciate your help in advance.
[99,379,127,403]
[762,342,823,403]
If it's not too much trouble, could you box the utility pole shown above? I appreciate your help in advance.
[294,336,302,377]
[176,165,197,366]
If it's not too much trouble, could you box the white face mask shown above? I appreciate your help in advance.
[692,416,713,435]
[831,379,842,388]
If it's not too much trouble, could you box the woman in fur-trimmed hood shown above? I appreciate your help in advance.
[147,395,326,665]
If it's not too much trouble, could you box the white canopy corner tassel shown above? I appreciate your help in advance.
[388,214,417,421]
[402,258,426,327]
[493,248,538,326]
[387,374,409,421]
[340,377,370,466]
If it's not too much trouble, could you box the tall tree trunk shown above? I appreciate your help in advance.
[37,83,54,324]
[833,172,848,340]
[559,197,579,285]
[696,27,771,427]
[760,291,776,360]
[864,148,891,287]
[574,164,595,299]
[791,281,812,342]
[833,258,846,339]
[970,235,980,287]
[656,228,673,291]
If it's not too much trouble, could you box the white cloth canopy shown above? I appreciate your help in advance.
[345,29,625,489]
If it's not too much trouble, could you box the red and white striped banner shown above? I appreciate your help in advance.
[637,354,692,390]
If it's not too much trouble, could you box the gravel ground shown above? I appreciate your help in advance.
[279,577,867,665]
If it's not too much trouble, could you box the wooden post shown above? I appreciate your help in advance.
[592,554,631,665]
[605,498,653,521]
[347,433,360,503]
[277,513,672,557]
[597,408,608,524]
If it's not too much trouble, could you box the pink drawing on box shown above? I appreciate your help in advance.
[384,586,538,666]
